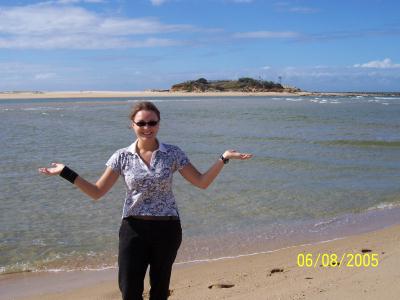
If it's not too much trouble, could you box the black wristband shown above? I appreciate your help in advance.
[220,154,229,164]
[60,166,79,184]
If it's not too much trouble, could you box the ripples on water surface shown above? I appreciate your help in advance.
[1,95,400,273]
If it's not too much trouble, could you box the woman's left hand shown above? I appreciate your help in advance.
[223,150,253,160]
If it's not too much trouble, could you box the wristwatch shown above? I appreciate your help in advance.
[220,154,229,164]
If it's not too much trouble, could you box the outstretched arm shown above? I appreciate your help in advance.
[179,150,252,189]
[38,163,119,201]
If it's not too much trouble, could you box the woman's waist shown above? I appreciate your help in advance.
[126,215,180,221]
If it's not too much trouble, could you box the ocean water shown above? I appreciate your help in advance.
[1,95,400,274]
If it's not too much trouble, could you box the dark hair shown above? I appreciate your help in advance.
[129,101,161,121]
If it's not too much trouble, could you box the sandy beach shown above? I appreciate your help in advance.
[1,90,397,101]
[2,223,399,300]
[0,90,316,99]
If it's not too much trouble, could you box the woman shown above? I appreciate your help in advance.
[38,101,252,300]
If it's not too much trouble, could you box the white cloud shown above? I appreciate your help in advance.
[0,3,192,49]
[0,61,67,90]
[34,73,57,80]
[229,0,254,3]
[0,36,180,49]
[353,58,400,69]
[0,4,192,36]
[262,66,271,70]
[269,65,400,91]
[233,31,300,39]
[150,0,168,6]
[39,0,106,4]
[274,2,319,14]
[58,0,105,3]
[288,6,319,13]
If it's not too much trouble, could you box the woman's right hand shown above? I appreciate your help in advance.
[38,163,65,176]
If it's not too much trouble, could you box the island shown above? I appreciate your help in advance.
[170,77,301,93]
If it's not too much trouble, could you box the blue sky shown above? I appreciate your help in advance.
[0,0,399,92]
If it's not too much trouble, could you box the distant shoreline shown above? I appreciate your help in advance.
[1,90,399,100]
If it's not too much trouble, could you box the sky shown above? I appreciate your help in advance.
[0,0,399,92]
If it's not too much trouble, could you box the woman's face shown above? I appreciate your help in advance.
[132,110,160,141]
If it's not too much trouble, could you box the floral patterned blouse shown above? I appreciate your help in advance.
[106,140,190,218]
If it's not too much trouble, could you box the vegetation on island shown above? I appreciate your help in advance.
[170,77,301,93]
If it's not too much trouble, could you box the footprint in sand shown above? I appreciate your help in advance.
[269,268,284,276]
[208,283,235,289]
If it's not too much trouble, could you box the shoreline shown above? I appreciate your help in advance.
[1,203,400,277]
[2,223,400,299]
[1,90,399,100]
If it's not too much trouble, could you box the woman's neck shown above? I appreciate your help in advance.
[137,138,159,152]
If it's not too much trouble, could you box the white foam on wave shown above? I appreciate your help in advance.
[44,264,117,273]
[175,237,345,266]
[375,97,400,100]
[313,218,339,228]
[32,239,46,246]
[285,98,303,102]
[1,261,34,274]
[127,99,202,103]
[308,217,343,233]
[367,202,400,211]
[87,251,97,257]
[21,107,63,111]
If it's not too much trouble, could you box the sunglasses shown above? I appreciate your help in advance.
[133,120,159,127]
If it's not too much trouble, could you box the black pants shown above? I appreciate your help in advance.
[118,218,182,300]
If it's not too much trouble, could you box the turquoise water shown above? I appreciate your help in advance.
[1,95,400,273]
